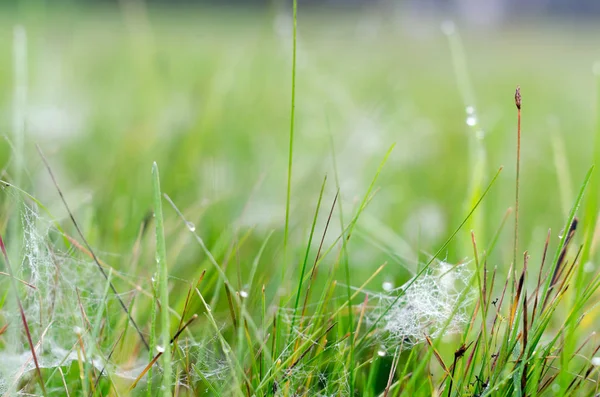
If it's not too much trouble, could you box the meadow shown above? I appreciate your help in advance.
[1,4,600,396]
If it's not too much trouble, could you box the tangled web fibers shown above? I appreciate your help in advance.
[273,358,350,396]
[373,261,475,347]
[0,203,232,393]
[0,204,115,392]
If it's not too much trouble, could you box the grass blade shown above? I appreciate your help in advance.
[152,162,172,396]
[282,0,298,281]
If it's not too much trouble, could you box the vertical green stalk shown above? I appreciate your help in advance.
[87,269,113,394]
[444,23,487,249]
[289,175,326,344]
[261,284,266,382]
[152,162,172,396]
[282,0,298,282]
[5,25,27,364]
[579,63,600,274]
[147,275,158,396]
[12,24,26,190]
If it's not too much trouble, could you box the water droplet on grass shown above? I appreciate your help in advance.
[377,350,386,357]
[240,290,249,298]
[466,116,477,127]
[382,281,394,292]
[441,20,455,35]
[156,345,165,353]
[186,221,196,232]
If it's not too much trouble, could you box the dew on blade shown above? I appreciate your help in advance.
[186,221,196,232]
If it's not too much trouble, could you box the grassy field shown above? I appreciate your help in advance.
[1,3,600,396]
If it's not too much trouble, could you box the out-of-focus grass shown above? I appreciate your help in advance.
[0,10,595,261]
[1,4,600,395]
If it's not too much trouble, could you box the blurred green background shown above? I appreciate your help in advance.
[1,1,599,314]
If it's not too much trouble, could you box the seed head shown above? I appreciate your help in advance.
[515,86,522,110]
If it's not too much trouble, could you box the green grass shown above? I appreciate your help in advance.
[152,162,173,396]
[1,4,600,396]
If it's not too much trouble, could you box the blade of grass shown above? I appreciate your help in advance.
[195,287,246,396]
[91,330,125,394]
[339,193,356,395]
[471,230,492,377]
[299,190,338,326]
[538,166,593,318]
[580,62,600,270]
[85,268,113,396]
[238,232,274,377]
[443,21,488,249]
[282,0,298,282]
[5,26,27,373]
[532,229,552,323]
[289,175,327,346]
[152,161,172,396]
[130,314,198,391]
[163,193,275,376]
[148,273,158,397]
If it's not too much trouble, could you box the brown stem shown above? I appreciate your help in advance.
[514,85,522,268]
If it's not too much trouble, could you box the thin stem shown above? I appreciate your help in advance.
[282,0,298,282]
[152,162,172,397]
[514,85,522,268]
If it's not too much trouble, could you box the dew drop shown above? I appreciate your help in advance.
[186,221,196,232]
[592,356,600,366]
[377,350,386,357]
[466,116,477,127]
[73,326,83,335]
[240,290,249,298]
[466,106,475,115]
[156,345,165,353]
[382,281,394,292]
[205,304,212,312]
[441,20,455,35]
